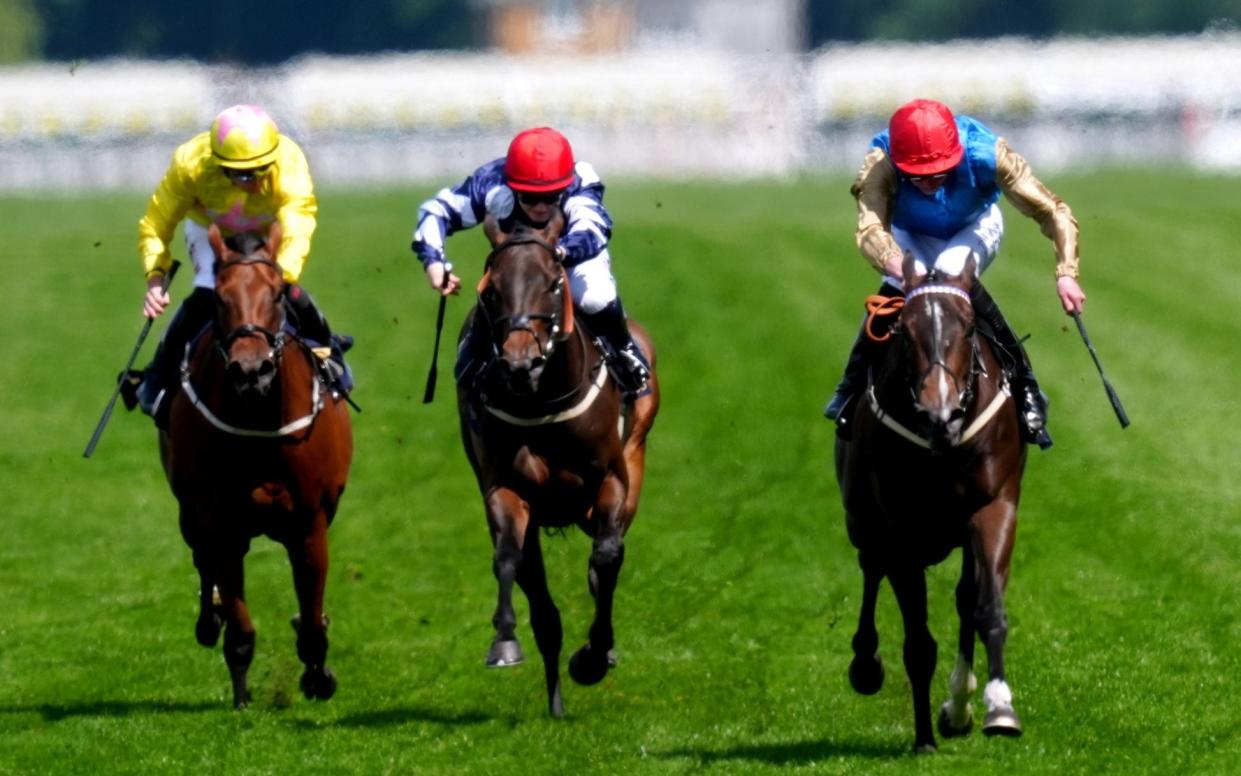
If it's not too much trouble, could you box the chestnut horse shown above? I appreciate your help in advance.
[159,223,352,708]
[457,213,659,716]
[834,255,1027,752]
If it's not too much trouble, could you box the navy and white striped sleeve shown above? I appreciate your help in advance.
[411,161,501,267]
[558,162,613,267]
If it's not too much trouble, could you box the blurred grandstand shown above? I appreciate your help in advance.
[1,0,1239,189]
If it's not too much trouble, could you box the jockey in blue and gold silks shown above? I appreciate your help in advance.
[411,126,650,397]
[824,98,1087,450]
[126,104,348,424]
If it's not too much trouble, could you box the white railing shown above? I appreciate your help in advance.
[2,35,1239,190]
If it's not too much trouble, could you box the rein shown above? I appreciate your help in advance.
[867,283,1008,449]
[184,253,323,438]
[477,234,603,426]
[180,335,325,438]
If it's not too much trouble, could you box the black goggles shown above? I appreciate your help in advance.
[905,172,950,184]
[222,164,272,183]
[517,191,562,206]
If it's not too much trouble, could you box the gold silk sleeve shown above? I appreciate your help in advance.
[995,138,1080,279]
[850,148,904,275]
[270,137,317,284]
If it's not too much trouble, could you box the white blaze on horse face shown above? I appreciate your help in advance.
[926,299,956,422]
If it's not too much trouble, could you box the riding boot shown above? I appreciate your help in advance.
[126,287,215,427]
[455,308,495,389]
[970,282,1053,450]
[580,298,650,398]
[287,285,353,393]
[824,283,902,435]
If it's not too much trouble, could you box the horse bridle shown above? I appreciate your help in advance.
[212,256,288,361]
[477,235,571,360]
[903,284,981,412]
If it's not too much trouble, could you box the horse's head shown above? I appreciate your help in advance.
[897,253,979,449]
[477,210,572,395]
[208,223,287,398]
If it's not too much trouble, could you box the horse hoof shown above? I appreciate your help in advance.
[549,685,565,718]
[938,703,974,738]
[232,689,252,710]
[607,649,619,668]
[848,654,884,695]
[983,707,1023,737]
[568,645,610,686]
[486,639,524,668]
[195,612,223,647]
[914,741,938,755]
[300,666,337,701]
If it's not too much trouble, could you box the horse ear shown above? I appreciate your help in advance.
[483,214,510,248]
[208,223,226,262]
[544,207,566,243]
[901,250,925,293]
[267,221,283,258]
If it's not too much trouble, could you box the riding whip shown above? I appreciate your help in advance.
[83,260,181,458]
[1071,311,1130,429]
[422,261,453,404]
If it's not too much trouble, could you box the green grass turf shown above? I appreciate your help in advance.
[0,171,1237,774]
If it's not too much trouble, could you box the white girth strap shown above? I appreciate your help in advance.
[484,365,608,427]
[181,372,322,438]
[865,383,1011,450]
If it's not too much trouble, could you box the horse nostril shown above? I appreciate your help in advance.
[530,356,546,371]
[257,360,276,378]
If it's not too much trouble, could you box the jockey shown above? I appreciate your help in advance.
[824,98,1087,450]
[124,104,348,425]
[411,126,650,397]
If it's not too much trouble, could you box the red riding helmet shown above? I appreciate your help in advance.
[505,127,575,193]
[888,99,964,176]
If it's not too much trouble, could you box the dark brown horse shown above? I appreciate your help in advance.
[834,255,1027,752]
[159,223,353,708]
[457,212,659,716]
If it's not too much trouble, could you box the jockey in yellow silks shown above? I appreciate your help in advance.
[126,104,348,424]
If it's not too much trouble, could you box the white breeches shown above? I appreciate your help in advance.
[567,249,617,314]
[884,203,1004,287]
[184,221,219,289]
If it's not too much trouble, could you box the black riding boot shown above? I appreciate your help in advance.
[124,287,216,427]
[581,298,650,397]
[970,282,1053,450]
[286,285,353,393]
[455,308,495,389]
[824,283,902,435]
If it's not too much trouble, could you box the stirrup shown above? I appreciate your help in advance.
[602,347,647,397]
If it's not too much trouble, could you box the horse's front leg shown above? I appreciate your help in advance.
[889,565,938,753]
[972,498,1023,737]
[848,548,885,695]
[215,538,256,710]
[288,509,336,701]
[939,544,979,738]
[515,526,564,716]
[180,504,224,648]
[568,472,626,686]
[485,487,530,668]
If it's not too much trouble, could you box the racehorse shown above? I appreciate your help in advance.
[159,223,353,708]
[834,254,1027,752]
[456,211,659,716]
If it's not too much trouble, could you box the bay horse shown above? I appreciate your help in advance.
[834,254,1027,752]
[158,223,353,708]
[456,211,659,716]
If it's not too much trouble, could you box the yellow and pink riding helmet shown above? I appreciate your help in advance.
[210,104,280,170]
